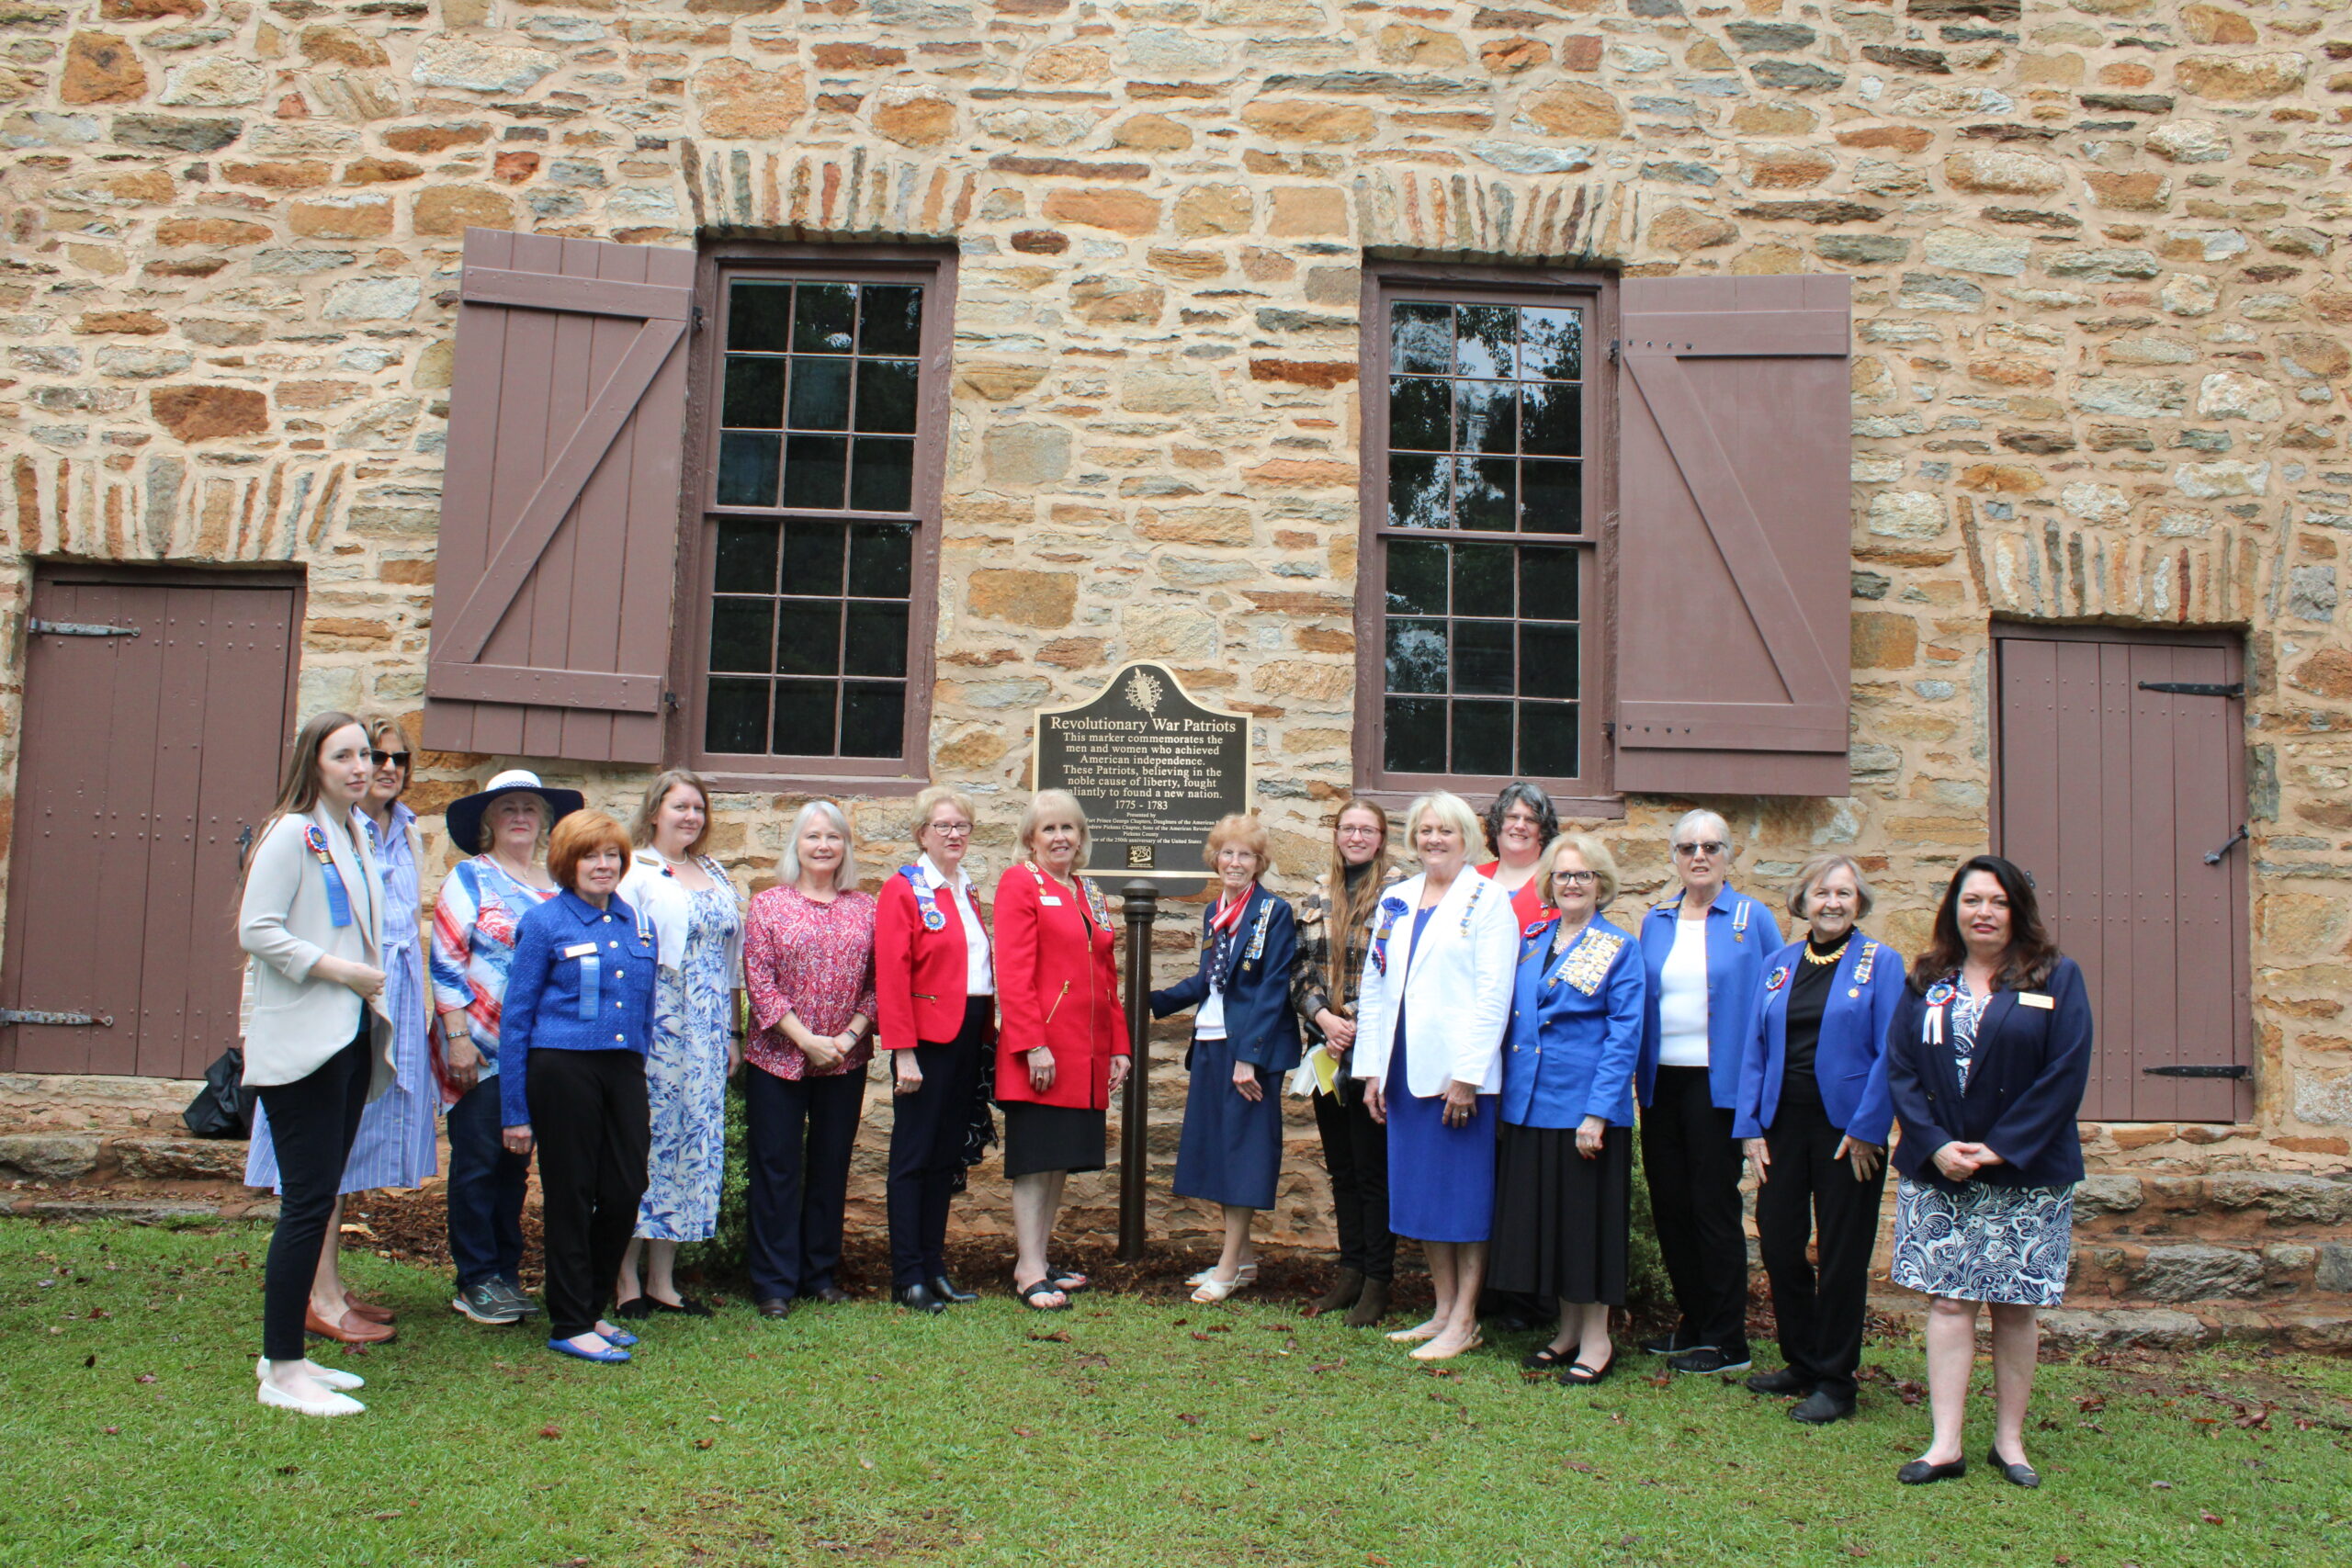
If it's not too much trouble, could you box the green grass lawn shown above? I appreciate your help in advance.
[0,1219,2346,1568]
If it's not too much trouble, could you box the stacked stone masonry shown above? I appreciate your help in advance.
[1,0,2349,1248]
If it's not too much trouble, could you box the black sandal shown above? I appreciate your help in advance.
[1016,1278,1071,1312]
[1559,1356,1615,1386]
[651,1294,713,1318]
[1521,1344,1579,1371]
[1047,1265,1091,1293]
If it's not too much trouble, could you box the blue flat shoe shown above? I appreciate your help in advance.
[548,1337,629,1363]
[600,1329,639,1348]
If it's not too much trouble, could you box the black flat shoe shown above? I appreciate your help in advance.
[1521,1343,1578,1371]
[1746,1366,1813,1395]
[930,1275,978,1305]
[753,1296,795,1320]
[612,1295,654,1321]
[894,1283,946,1315]
[1987,1448,2041,1488]
[1897,1457,1967,1485]
[809,1284,853,1305]
[1559,1356,1616,1386]
[1791,1390,1856,1425]
[651,1294,713,1318]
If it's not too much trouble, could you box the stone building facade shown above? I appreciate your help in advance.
[2,0,2348,1316]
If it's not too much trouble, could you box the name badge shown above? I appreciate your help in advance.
[2018,992,2054,1010]
[1040,896,1063,907]
[562,942,597,959]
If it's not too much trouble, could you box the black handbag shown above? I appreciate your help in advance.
[183,1047,255,1138]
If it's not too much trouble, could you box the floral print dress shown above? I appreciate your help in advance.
[635,877,743,1244]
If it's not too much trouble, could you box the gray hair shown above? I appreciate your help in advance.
[1485,780,1560,859]
[1789,853,1875,921]
[1405,790,1485,862]
[779,798,858,889]
[1670,808,1732,850]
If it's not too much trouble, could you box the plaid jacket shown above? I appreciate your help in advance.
[1288,863,1408,1050]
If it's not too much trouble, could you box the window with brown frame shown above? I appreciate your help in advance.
[680,249,954,784]
[1355,268,1613,808]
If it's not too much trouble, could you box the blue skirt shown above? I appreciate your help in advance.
[1172,1034,1281,1210]
[1384,1022,1497,1243]
[245,941,438,1196]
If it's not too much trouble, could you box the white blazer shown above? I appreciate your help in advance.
[237,803,394,1094]
[617,850,746,977]
[1349,868,1520,1098]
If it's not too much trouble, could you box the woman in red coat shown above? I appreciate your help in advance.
[992,788,1129,1310]
[874,784,995,1315]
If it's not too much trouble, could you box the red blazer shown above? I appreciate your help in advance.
[875,865,995,1053]
[991,862,1126,1109]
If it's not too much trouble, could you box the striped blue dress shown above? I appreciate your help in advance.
[245,803,439,1195]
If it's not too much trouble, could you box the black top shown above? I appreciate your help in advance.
[1779,936,1846,1106]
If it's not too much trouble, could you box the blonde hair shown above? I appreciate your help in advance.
[1404,790,1484,861]
[1789,853,1876,920]
[1203,812,1272,875]
[1017,789,1090,867]
[911,784,978,844]
[631,768,712,855]
[780,798,858,889]
[1540,831,1621,911]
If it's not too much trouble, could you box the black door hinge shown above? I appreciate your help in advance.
[2203,824,2247,865]
[1607,338,1621,366]
[663,689,682,714]
[2142,1064,2249,1079]
[2137,681,2243,697]
[28,619,139,637]
[691,304,707,333]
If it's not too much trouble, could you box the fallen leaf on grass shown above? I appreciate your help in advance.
[539,1426,561,1440]
[372,1512,401,1522]
[694,1438,715,1450]
[101,1427,118,1436]
[134,1373,155,1384]
[1011,1427,1035,1438]
[2233,1404,2270,1431]
[1177,1413,1204,1426]
[1028,1329,1071,1343]
[1646,1370,1671,1390]
[2074,1393,2106,1414]
[2199,1512,2223,1526]
[1190,1332,1213,1342]
[277,1466,300,1477]
[82,1354,95,1368]
[1309,1360,1345,1373]
[1893,1380,1926,1406]
[2150,1480,2174,1491]
[1566,1461,1597,1474]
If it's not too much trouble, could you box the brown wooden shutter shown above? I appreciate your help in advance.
[1611,275,1852,795]
[422,228,696,765]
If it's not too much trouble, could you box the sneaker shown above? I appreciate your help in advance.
[1641,1326,1702,1357]
[492,1277,540,1317]
[1668,1345,1753,1376]
[450,1280,526,1325]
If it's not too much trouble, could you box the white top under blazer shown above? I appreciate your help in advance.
[1347,867,1521,1100]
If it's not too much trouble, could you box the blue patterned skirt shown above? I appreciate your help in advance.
[1891,1176,2075,1307]
[245,941,437,1196]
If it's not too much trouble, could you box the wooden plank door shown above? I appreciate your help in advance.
[2,568,300,1078]
[1992,626,2252,1122]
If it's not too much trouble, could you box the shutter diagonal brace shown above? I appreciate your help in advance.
[435,269,692,673]
[1620,333,1845,750]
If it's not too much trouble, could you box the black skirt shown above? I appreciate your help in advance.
[999,1101,1108,1179]
[1487,1121,1632,1306]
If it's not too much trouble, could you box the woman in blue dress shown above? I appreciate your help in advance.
[615,770,745,1319]
[1149,814,1303,1303]
[243,716,433,1345]
[1350,790,1521,1362]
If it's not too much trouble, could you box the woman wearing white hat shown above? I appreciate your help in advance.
[428,768,583,1326]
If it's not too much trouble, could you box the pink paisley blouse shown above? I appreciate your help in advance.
[742,885,879,1081]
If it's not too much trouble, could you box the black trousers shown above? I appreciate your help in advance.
[745,1063,866,1302]
[527,1049,650,1341]
[1642,1066,1750,1355]
[1312,1087,1395,1280]
[255,1023,370,1362]
[1757,1094,1886,1402]
[886,1000,988,1290]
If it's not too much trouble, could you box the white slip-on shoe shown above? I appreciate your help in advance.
[257,1380,366,1417]
[255,1357,365,1393]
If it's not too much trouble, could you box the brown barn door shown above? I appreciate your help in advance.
[1993,625,2252,1122]
[2,567,300,1078]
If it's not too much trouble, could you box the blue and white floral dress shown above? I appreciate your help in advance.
[636,874,743,1243]
[1890,987,2075,1307]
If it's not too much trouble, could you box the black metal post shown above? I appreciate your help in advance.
[1117,879,1159,1261]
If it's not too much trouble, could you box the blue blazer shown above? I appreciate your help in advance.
[500,889,660,1128]
[1502,915,1645,1130]
[1886,956,2094,1193]
[1149,884,1305,1075]
[1733,931,1905,1145]
[1636,886,1784,1110]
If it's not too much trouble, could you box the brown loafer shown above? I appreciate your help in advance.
[344,1295,396,1325]
[306,1304,396,1345]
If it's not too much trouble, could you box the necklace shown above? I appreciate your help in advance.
[1803,937,1849,967]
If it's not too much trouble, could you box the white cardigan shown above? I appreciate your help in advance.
[1349,868,1521,1099]
[237,803,394,1094]
[617,851,745,978]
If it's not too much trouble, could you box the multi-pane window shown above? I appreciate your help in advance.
[1369,290,1599,790]
[697,273,938,767]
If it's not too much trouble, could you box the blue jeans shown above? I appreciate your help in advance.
[446,1075,528,1291]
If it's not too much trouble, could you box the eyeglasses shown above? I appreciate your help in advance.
[1551,870,1598,887]
[1673,840,1726,859]
[926,822,973,838]
[1336,825,1383,839]
[368,750,411,769]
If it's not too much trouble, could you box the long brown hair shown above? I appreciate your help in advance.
[1323,797,1391,1003]
[238,709,365,888]
[1912,853,2059,993]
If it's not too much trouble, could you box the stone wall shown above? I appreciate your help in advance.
[2,0,2348,1226]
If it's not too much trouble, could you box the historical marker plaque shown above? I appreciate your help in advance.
[1033,661,1250,890]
